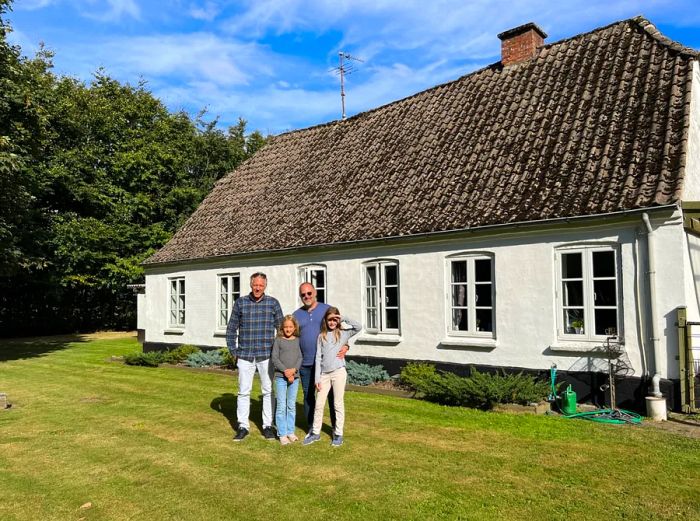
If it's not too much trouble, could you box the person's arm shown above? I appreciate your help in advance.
[293,340,303,373]
[273,299,284,330]
[315,335,323,389]
[225,299,241,356]
[337,316,362,358]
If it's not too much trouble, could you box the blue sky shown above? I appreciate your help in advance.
[7,0,700,135]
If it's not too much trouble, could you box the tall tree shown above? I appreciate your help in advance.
[0,1,268,335]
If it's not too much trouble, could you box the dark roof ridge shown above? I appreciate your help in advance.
[540,15,699,58]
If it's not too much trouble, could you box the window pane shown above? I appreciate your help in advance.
[232,276,240,293]
[179,279,185,295]
[316,289,326,304]
[475,283,492,307]
[386,286,398,307]
[366,308,377,329]
[562,253,582,279]
[179,310,185,325]
[452,284,467,307]
[452,309,468,331]
[476,308,493,332]
[366,287,376,308]
[564,309,584,334]
[593,251,615,278]
[384,264,398,286]
[170,309,177,324]
[594,309,618,336]
[220,277,228,294]
[451,261,467,283]
[366,266,377,286]
[594,280,617,306]
[563,281,584,306]
[220,310,228,326]
[385,309,399,329]
[313,269,325,288]
[474,259,492,282]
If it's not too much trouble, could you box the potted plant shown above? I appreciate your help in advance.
[571,319,584,334]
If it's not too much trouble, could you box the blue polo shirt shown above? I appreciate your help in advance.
[293,302,330,366]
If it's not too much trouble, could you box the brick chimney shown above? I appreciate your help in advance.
[497,22,547,66]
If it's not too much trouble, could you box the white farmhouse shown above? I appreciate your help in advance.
[139,18,700,412]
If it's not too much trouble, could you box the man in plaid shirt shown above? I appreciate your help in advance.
[226,272,283,442]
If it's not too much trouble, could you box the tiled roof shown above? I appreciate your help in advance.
[145,16,698,265]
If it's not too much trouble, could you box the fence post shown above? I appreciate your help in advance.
[677,306,689,413]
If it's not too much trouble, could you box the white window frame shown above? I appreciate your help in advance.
[168,277,186,328]
[298,264,327,304]
[217,273,241,330]
[363,260,400,335]
[555,245,621,341]
[446,253,495,338]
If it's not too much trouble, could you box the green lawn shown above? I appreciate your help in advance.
[0,333,698,521]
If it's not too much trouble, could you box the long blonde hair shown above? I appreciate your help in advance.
[320,306,342,342]
[277,315,300,338]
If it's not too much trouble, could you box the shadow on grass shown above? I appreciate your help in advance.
[0,334,89,362]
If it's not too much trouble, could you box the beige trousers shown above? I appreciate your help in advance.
[312,367,347,436]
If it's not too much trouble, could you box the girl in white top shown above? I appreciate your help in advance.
[303,306,361,447]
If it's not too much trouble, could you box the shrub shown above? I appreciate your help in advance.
[162,344,200,364]
[399,363,550,409]
[184,350,224,368]
[124,351,165,367]
[346,361,390,386]
[219,349,236,370]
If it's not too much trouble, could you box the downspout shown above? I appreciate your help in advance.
[642,213,663,397]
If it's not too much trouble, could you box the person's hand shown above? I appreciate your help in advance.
[283,368,293,379]
[287,376,294,384]
[315,383,322,391]
[337,344,349,359]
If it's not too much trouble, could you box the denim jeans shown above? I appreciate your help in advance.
[274,376,300,436]
[299,365,335,429]
[236,357,273,431]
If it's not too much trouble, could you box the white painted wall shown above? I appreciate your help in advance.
[142,211,689,379]
[684,61,700,200]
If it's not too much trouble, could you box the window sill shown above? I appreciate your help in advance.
[439,337,497,351]
[355,334,402,345]
[163,328,185,335]
[549,340,623,354]
[213,329,227,337]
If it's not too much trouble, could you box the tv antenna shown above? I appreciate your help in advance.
[333,51,363,120]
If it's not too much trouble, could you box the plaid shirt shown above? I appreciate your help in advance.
[226,293,283,361]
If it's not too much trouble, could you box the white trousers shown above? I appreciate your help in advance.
[236,357,273,430]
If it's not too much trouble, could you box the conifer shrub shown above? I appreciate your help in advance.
[184,350,224,368]
[124,351,165,367]
[219,349,236,370]
[399,363,550,409]
[162,344,200,364]
[346,361,390,386]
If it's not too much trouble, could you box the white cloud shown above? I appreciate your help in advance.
[188,1,220,21]
[79,0,141,22]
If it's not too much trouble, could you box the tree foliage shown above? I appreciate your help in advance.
[0,1,267,335]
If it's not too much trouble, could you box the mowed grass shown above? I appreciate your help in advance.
[0,334,698,521]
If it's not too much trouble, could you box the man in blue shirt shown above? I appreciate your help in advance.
[226,272,283,441]
[293,282,348,432]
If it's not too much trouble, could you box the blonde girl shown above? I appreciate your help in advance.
[270,315,303,445]
[303,307,361,447]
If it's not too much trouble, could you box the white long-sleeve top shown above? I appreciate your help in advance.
[314,316,362,382]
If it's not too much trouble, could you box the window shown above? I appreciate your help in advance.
[218,273,241,328]
[299,265,326,303]
[169,277,185,327]
[558,247,619,339]
[448,255,494,336]
[364,261,400,334]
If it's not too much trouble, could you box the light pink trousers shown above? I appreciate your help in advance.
[312,367,347,436]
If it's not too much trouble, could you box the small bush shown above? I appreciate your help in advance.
[346,361,390,386]
[163,344,201,364]
[399,363,550,409]
[185,350,224,368]
[219,349,236,369]
[124,351,165,367]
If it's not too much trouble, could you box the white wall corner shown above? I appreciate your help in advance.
[683,60,700,200]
